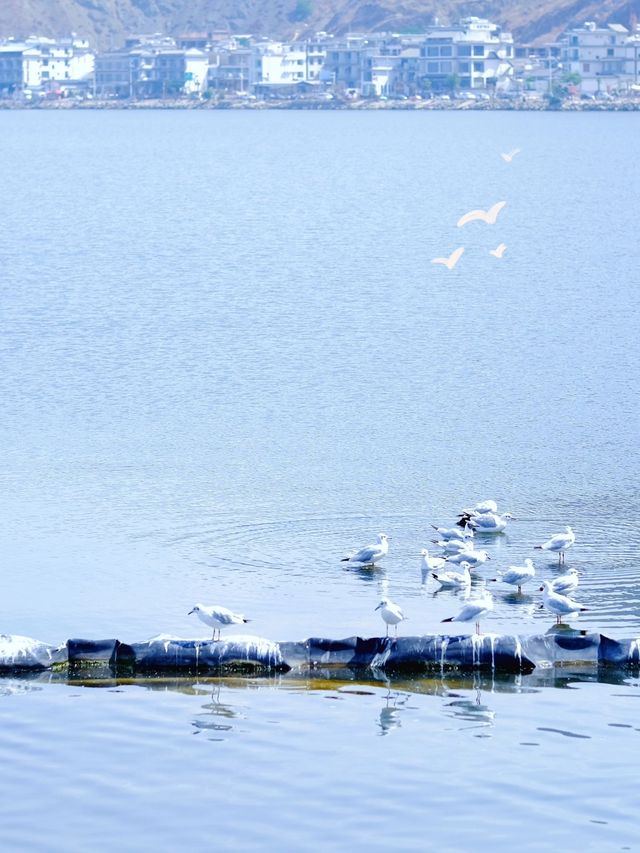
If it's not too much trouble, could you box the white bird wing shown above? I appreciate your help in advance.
[500,569,523,584]
[457,201,506,227]
[475,515,499,528]
[551,592,583,612]
[543,532,572,549]
[209,606,243,624]
[454,600,489,621]
[431,247,464,269]
[384,602,405,620]
[352,545,377,562]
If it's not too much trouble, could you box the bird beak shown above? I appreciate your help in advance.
[374,603,382,611]
[188,608,195,615]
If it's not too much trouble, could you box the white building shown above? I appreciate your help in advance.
[560,22,640,93]
[419,17,514,92]
[0,36,94,96]
[320,20,513,97]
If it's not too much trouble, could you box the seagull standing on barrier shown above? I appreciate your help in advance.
[375,598,407,637]
[188,604,250,641]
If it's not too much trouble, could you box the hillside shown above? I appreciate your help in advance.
[1,0,639,49]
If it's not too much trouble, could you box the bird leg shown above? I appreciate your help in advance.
[475,622,480,634]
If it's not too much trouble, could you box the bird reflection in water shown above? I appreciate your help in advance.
[191,681,238,739]
[377,688,410,737]
[445,679,496,730]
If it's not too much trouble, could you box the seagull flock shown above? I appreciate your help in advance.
[189,498,585,642]
[431,149,519,270]
[350,500,585,637]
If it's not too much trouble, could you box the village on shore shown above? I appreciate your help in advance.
[2,16,640,111]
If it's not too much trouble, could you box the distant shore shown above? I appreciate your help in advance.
[3,96,640,112]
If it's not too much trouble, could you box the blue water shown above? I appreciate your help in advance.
[1,110,639,850]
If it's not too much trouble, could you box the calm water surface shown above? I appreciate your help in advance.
[1,110,639,850]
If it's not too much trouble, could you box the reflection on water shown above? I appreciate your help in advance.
[1,668,639,850]
[376,688,413,736]
[191,683,239,740]
[445,688,496,729]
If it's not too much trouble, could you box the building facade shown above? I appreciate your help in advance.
[559,22,640,93]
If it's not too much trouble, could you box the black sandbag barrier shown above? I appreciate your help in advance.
[1,631,640,676]
[279,634,535,673]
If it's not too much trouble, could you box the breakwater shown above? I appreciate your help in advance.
[2,631,639,676]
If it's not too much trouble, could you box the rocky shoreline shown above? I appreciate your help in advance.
[3,96,640,111]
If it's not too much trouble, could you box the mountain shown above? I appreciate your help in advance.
[1,0,639,50]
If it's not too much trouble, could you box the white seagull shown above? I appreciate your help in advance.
[468,512,514,533]
[420,548,447,581]
[534,526,575,564]
[551,568,580,595]
[539,581,587,624]
[431,538,474,555]
[493,558,535,593]
[375,598,407,637]
[431,525,474,541]
[445,548,491,568]
[442,590,494,634]
[341,533,389,566]
[188,604,250,641]
[432,561,472,589]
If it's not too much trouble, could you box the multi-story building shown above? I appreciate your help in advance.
[320,20,513,96]
[559,22,640,93]
[418,17,514,93]
[0,36,94,96]
[95,36,208,97]
[207,43,255,94]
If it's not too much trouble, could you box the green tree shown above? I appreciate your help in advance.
[445,73,460,93]
[562,71,582,86]
[418,76,432,97]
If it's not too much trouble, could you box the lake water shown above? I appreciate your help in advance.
[1,109,639,850]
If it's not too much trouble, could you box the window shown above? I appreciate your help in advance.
[473,61,484,72]
[459,62,470,72]
[458,45,471,57]
[427,62,438,73]
[583,62,590,72]
[473,45,484,56]
[440,46,452,57]
[427,47,438,57]
[607,48,614,56]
